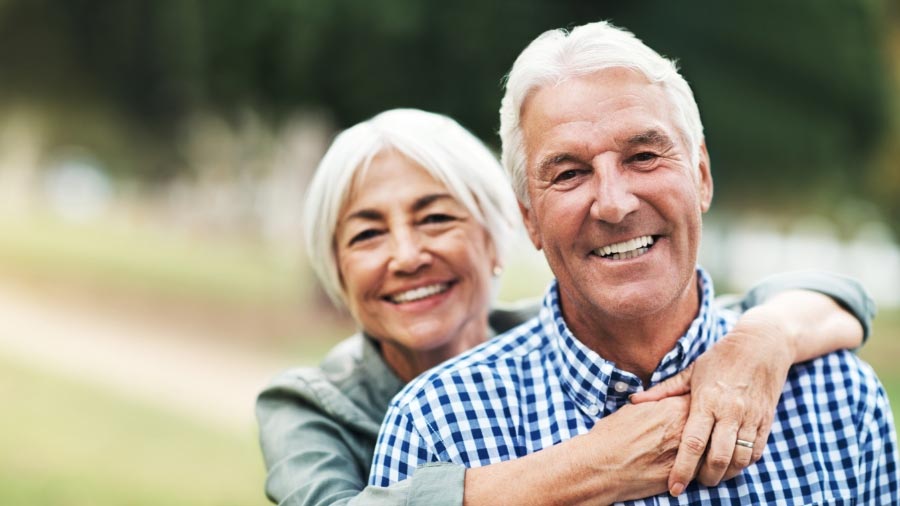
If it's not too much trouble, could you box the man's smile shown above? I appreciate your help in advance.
[592,235,657,260]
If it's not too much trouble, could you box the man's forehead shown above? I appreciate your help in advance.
[521,73,683,156]
[527,116,678,156]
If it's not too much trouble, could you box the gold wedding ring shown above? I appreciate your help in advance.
[735,439,755,449]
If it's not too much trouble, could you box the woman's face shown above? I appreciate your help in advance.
[335,150,496,381]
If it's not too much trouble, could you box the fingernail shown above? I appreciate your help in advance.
[627,394,634,403]
[669,482,685,497]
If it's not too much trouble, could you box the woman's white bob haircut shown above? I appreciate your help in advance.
[499,21,705,206]
[303,108,520,307]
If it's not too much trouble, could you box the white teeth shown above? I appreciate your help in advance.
[594,235,655,259]
[389,283,450,303]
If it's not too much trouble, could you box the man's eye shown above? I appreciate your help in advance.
[628,152,658,163]
[554,169,584,183]
[348,229,382,246]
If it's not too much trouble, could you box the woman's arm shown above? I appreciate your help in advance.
[463,395,691,506]
[630,271,873,497]
[257,373,466,506]
[737,270,875,345]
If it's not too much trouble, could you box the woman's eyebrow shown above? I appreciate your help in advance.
[412,193,454,212]
[344,208,382,222]
[343,194,454,223]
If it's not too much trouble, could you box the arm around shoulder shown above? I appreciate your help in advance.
[740,270,875,343]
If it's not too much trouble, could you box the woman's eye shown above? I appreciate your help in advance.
[421,213,455,225]
[348,229,382,246]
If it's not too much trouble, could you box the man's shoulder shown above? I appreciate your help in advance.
[783,349,888,424]
[789,349,880,389]
[391,316,547,410]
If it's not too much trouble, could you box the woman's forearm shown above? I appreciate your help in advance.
[740,289,863,363]
[463,395,690,506]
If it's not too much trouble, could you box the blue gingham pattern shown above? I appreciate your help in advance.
[370,269,899,504]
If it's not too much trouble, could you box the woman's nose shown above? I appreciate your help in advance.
[388,229,431,274]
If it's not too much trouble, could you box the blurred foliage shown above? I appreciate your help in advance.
[0,214,303,304]
[0,0,896,227]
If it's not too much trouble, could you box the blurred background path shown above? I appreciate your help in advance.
[0,279,285,431]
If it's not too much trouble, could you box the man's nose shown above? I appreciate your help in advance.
[388,228,431,274]
[589,158,639,224]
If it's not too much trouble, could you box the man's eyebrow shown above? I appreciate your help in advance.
[625,129,675,149]
[537,153,577,178]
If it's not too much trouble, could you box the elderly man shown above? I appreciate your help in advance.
[369,21,899,504]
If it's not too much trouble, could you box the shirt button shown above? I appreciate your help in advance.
[585,404,600,416]
[613,381,629,393]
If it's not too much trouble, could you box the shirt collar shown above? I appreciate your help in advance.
[542,267,721,417]
[359,333,406,413]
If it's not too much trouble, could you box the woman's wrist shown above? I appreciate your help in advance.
[735,303,801,364]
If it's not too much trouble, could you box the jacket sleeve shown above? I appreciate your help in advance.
[256,378,465,506]
[737,270,876,342]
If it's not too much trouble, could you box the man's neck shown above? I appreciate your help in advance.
[560,275,702,386]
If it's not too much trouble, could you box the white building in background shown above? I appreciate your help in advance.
[702,214,900,308]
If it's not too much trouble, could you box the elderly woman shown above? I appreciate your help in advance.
[256,109,871,506]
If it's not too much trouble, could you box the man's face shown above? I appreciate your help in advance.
[518,68,712,327]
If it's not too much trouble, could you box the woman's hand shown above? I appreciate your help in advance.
[629,311,794,497]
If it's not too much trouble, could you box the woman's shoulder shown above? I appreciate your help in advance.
[259,332,405,434]
[257,334,386,427]
[263,335,365,390]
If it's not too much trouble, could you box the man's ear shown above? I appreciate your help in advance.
[519,200,542,250]
[697,142,713,212]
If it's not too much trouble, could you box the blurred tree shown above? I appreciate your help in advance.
[0,0,894,233]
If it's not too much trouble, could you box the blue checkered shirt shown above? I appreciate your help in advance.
[370,269,899,504]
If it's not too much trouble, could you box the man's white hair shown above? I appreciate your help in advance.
[499,21,705,206]
[303,108,519,307]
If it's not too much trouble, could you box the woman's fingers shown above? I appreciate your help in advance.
[722,428,758,482]
[631,364,693,403]
[697,419,742,486]
[751,417,772,464]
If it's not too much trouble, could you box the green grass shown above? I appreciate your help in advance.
[859,307,900,424]
[0,214,305,305]
[0,356,267,506]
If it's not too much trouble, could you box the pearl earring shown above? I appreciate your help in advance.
[492,265,503,277]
